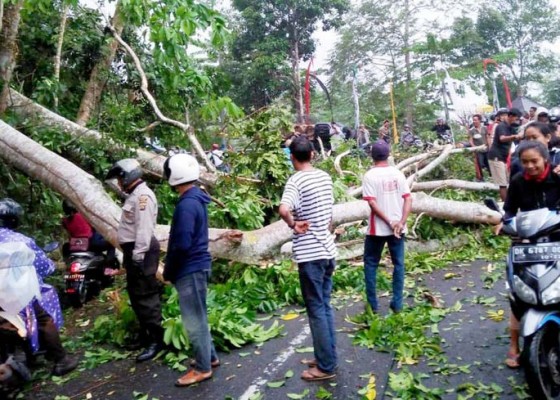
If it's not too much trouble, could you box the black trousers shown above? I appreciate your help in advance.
[121,238,163,344]
[34,303,66,362]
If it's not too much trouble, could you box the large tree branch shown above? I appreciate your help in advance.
[6,89,219,187]
[412,179,499,192]
[407,144,453,186]
[107,25,216,173]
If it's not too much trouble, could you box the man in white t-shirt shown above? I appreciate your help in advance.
[362,140,412,313]
[279,136,337,382]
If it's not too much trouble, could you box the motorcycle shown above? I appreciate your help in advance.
[400,133,424,150]
[64,238,117,308]
[0,242,59,391]
[486,199,560,399]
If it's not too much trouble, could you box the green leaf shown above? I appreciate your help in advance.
[267,380,286,388]
[295,347,314,353]
[287,389,310,399]
[285,369,294,379]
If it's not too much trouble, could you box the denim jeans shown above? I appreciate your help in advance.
[175,270,218,372]
[363,235,405,311]
[298,258,337,374]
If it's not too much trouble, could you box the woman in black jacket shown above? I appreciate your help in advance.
[503,140,560,368]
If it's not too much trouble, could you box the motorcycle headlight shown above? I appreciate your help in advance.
[512,275,538,305]
[542,276,560,306]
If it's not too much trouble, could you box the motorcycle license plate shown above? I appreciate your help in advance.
[64,274,85,281]
[512,243,560,263]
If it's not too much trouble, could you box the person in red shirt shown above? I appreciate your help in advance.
[61,201,115,261]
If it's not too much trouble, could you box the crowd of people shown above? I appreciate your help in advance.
[2,102,560,390]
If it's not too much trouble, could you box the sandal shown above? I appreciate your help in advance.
[175,369,213,387]
[300,358,317,367]
[301,367,336,381]
[505,352,520,369]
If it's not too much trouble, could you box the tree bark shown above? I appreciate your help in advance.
[6,89,219,187]
[0,0,24,115]
[75,0,124,126]
[0,121,502,263]
[53,2,70,109]
[411,179,499,192]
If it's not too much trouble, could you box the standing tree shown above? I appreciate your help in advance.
[0,0,24,115]
[230,0,349,120]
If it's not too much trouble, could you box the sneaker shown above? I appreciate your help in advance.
[175,369,212,387]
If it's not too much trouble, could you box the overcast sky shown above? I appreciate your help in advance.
[83,0,560,73]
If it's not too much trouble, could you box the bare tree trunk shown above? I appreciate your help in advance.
[6,89,219,186]
[75,0,124,126]
[0,0,24,115]
[53,2,70,109]
[291,41,304,123]
[0,120,502,263]
[403,0,413,126]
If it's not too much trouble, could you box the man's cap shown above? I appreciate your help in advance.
[508,108,523,117]
[371,140,390,161]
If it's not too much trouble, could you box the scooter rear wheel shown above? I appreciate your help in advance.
[0,364,13,383]
[525,323,560,400]
[69,284,88,308]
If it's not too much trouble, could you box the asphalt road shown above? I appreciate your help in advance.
[25,260,526,400]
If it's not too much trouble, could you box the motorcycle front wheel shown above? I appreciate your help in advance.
[525,323,560,399]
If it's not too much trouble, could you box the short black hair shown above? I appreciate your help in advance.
[289,136,313,162]
[508,108,523,117]
[517,140,550,161]
[473,114,482,121]
[530,106,537,111]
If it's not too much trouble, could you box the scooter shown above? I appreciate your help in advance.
[486,199,560,399]
[64,238,117,308]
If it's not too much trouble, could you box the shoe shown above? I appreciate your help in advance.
[136,343,162,363]
[189,358,220,368]
[175,369,212,387]
[505,351,520,369]
[301,367,336,381]
[390,305,402,314]
[52,355,79,376]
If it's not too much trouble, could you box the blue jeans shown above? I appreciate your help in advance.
[363,235,405,311]
[298,258,337,374]
[175,270,218,372]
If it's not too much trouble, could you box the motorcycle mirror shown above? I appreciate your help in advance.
[484,198,502,213]
[43,242,59,253]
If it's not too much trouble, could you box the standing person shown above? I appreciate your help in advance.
[0,198,78,376]
[400,124,415,148]
[378,120,391,143]
[162,154,219,387]
[431,118,451,142]
[208,144,228,172]
[362,141,412,313]
[468,114,490,181]
[356,124,370,147]
[279,136,337,381]
[501,141,560,368]
[528,106,537,121]
[105,159,163,362]
[488,108,524,201]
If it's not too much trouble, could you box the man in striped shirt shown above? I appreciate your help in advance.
[279,136,338,382]
[362,140,412,313]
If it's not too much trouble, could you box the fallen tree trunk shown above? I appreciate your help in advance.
[6,89,218,187]
[1,120,502,264]
[411,179,499,192]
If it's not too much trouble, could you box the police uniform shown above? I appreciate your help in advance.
[117,181,163,346]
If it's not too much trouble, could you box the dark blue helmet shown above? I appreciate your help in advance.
[0,198,23,229]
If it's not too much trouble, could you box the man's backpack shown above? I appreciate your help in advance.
[314,123,332,152]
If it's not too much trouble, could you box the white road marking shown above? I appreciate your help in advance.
[239,325,311,400]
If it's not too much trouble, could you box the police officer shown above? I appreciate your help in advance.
[105,159,163,362]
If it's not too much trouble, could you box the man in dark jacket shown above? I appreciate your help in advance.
[162,154,219,387]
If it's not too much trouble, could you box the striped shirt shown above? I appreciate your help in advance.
[280,169,337,263]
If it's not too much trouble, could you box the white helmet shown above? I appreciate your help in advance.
[163,154,200,186]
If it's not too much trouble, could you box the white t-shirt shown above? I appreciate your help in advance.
[280,169,337,263]
[362,165,411,236]
[208,150,224,167]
